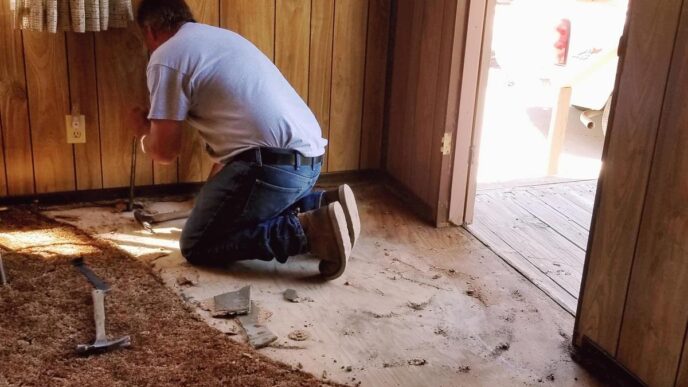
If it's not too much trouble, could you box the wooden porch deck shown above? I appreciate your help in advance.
[467,179,597,315]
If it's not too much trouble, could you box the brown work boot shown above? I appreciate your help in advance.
[322,184,361,247]
[299,202,352,280]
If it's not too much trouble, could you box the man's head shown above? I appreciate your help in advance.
[136,0,196,52]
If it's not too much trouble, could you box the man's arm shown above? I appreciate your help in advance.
[129,107,183,164]
[143,119,183,164]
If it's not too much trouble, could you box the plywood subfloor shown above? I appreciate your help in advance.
[468,179,597,315]
[43,182,599,386]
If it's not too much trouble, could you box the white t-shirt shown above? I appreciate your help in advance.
[147,22,327,163]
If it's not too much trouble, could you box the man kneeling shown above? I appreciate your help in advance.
[129,0,360,279]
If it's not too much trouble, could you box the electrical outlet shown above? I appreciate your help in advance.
[65,115,86,144]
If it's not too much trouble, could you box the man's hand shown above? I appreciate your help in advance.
[128,107,150,138]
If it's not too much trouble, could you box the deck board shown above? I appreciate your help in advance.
[469,179,597,315]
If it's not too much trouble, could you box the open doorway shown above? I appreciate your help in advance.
[459,0,629,314]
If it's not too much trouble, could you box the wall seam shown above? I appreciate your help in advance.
[326,0,337,173]
[0,111,8,196]
[19,31,37,194]
[358,0,372,170]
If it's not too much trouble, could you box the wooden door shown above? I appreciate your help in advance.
[574,0,688,385]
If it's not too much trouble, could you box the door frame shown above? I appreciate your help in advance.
[448,0,496,226]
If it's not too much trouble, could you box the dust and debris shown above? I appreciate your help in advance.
[287,330,310,341]
[432,274,441,280]
[321,370,328,380]
[407,297,432,311]
[344,366,353,372]
[458,365,471,373]
[408,358,427,366]
[268,342,306,350]
[113,201,128,213]
[511,289,525,301]
[363,310,398,319]
[297,362,304,370]
[491,342,511,357]
[175,274,197,287]
[53,214,81,222]
[434,327,448,337]
[546,373,555,381]
[284,288,301,303]
[465,288,488,306]
[223,325,239,336]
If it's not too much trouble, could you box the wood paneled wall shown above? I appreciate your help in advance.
[0,0,390,197]
[575,0,688,385]
[385,0,469,222]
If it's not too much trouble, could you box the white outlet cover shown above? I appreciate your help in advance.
[65,115,86,144]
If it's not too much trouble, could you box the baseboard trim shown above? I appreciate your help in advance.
[0,170,384,207]
[0,170,437,226]
[572,336,646,387]
[0,183,204,207]
[381,174,435,224]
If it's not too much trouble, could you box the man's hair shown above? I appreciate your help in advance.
[136,0,196,32]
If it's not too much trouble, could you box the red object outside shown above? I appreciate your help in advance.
[555,18,571,65]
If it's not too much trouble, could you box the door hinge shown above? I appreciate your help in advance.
[441,133,452,155]
[468,145,475,166]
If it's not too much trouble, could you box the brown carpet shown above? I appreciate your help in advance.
[0,208,335,386]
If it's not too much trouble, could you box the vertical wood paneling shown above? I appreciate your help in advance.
[95,15,152,188]
[23,31,75,193]
[153,160,178,185]
[576,0,683,354]
[0,119,7,196]
[397,0,424,185]
[308,0,335,171]
[179,0,220,183]
[220,0,275,60]
[330,0,369,172]
[411,0,444,203]
[359,0,391,170]
[386,0,414,178]
[0,0,389,196]
[0,1,35,195]
[67,32,103,190]
[187,0,220,24]
[615,5,688,383]
[276,0,311,100]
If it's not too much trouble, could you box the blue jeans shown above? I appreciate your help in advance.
[180,157,324,265]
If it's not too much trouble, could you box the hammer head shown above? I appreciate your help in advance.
[133,210,154,233]
[76,335,131,355]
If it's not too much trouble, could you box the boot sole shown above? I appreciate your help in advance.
[338,184,361,247]
[319,202,351,280]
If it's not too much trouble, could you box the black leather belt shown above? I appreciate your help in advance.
[232,147,323,167]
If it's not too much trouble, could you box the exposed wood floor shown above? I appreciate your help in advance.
[43,182,598,386]
[468,179,597,315]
